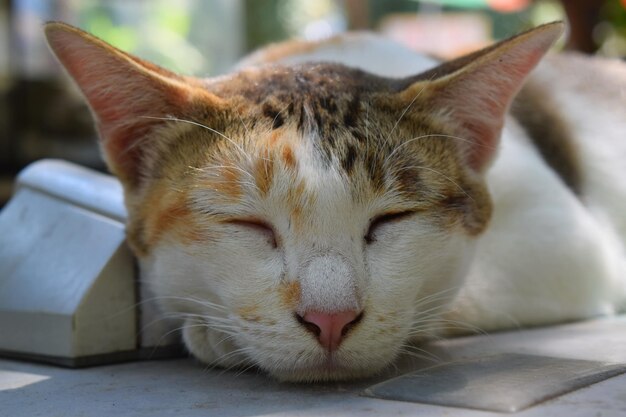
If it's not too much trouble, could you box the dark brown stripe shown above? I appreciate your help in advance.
[263,103,284,129]
[342,143,357,174]
[343,94,361,128]
[511,81,582,195]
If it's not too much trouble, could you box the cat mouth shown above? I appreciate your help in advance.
[309,355,345,371]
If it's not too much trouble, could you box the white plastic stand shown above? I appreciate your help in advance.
[0,160,180,366]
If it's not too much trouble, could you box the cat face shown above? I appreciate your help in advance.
[45,22,562,381]
[135,65,489,381]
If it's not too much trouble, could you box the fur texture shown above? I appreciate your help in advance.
[45,22,626,382]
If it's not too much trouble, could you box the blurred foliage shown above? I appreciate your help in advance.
[71,0,234,75]
[83,12,138,52]
[245,0,289,51]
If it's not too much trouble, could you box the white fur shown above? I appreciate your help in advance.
[453,119,626,328]
[454,54,626,327]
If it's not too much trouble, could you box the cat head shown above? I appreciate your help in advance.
[45,22,562,381]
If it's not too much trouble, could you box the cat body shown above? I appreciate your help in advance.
[45,22,626,382]
[454,53,626,328]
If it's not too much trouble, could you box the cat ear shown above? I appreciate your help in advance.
[44,22,223,187]
[400,22,564,172]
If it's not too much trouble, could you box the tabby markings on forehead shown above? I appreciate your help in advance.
[212,63,414,137]
[262,103,285,130]
[342,144,358,174]
[147,63,487,218]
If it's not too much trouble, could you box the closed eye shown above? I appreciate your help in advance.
[224,218,278,248]
[365,210,416,244]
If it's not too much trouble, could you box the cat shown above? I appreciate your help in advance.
[44,21,626,382]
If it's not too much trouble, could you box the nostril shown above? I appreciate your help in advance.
[295,313,321,337]
[341,311,364,337]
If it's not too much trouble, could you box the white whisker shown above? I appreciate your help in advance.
[398,344,441,363]
[397,164,475,201]
[236,112,250,137]
[140,115,249,160]
[385,83,428,146]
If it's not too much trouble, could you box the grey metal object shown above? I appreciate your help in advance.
[364,353,626,413]
[0,160,180,366]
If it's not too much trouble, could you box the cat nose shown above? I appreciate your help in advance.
[296,311,363,351]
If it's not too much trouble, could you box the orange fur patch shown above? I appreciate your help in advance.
[141,188,201,248]
[218,165,243,199]
[281,145,296,170]
[286,179,310,231]
[254,149,275,196]
[238,304,277,325]
[268,129,281,146]
[198,165,243,203]
[279,280,302,309]
[238,305,261,322]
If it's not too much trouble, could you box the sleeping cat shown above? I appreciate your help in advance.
[44,21,626,382]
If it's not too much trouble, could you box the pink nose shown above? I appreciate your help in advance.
[297,311,363,351]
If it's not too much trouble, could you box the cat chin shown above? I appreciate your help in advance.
[257,349,398,382]
[182,319,399,382]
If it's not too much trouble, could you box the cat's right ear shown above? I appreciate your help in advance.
[44,22,224,188]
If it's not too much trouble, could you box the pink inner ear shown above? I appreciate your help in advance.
[84,69,189,185]
[91,81,191,179]
[461,118,502,171]
[45,24,201,185]
[433,27,562,172]
[449,71,523,170]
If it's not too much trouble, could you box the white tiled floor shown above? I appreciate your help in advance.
[1,317,626,417]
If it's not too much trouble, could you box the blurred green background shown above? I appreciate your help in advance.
[0,0,624,205]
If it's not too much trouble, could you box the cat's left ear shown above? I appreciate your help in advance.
[400,22,564,172]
